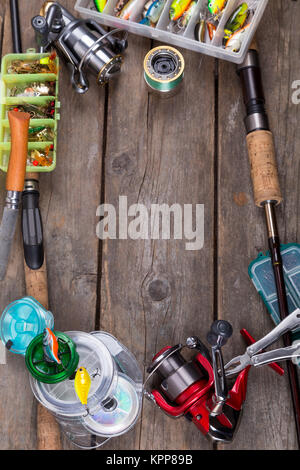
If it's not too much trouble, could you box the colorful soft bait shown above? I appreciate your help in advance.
[207,0,226,15]
[74,367,91,406]
[43,328,61,364]
[94,0,107,12]
[169,0,192,21]
[223,2,248,43]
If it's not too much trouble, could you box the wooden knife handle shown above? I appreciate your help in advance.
[6,111,30,192]
[24,259,62,450]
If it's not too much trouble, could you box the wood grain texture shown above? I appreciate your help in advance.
[0,0,35,450]
[0,0,105,450]
[98,35,216,449]
[36,0,105,450]
[0,0,299,451]
[217,0,299,450]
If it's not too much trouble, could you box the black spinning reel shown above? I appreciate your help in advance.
[32,2,128,93]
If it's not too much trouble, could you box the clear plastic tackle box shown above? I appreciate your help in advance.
[75,0,269,63]
[249,244,300,341]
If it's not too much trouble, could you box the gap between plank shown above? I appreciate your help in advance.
[94,82,109,333]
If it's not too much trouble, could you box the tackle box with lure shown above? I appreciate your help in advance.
[249,243,300,343]
[0,50,60,172]
[75,0,268,63]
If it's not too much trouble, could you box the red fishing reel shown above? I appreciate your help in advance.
[145,324,252,443]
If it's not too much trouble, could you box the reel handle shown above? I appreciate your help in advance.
[68,63,89,94]
[207,320,233,347]
[32,16,50,52]
[206,321,232,416]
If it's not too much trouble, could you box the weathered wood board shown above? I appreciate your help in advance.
[0,0,298,450]
[99,40,216,450]
[0,0,105,450]
[217,0,299,450]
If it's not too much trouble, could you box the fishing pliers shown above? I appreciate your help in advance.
[224,309,300,377]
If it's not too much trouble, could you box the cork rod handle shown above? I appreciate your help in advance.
[246,130,282,207]
[6,111,30,192]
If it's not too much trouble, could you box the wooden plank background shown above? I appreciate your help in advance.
[0,0,299,450]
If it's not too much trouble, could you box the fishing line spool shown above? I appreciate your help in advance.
[0,297,142,449]
[32,2,128,94]
[30,330,142,448]
[143,46,184,97]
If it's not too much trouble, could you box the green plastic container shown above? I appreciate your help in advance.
[0,49,60,173]
[25,331,79,384]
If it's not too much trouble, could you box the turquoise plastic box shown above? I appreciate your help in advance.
[249,243,300,342]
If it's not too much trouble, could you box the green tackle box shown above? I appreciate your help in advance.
[0,49,60,173]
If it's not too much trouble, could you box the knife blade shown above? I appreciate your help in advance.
[0,111,30,280]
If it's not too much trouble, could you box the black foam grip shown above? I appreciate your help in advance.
[22,190,44,270]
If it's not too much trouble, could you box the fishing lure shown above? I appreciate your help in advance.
[194,18,206,42]
[169,0,192,21]
[225,23,250,52]
[8,52,57,75]
[168,0,197,33]
[29,147,54,167]
[114,0,129,15]
[10,82,56,98]
[43,328,61,364]
[28,127,55,142]
[207,0,226,15]
[94,0,107,12]
[118,0,145,20]
[10,101,55,119]
[178,1,197,30]
[207,21,216,40]
[223,2,248,43]
[140,0,166,25]
[74,367,91,406]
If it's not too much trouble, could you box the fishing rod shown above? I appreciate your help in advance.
[9,0,44,271]
[237,42,300,447]
[9,0,22,53]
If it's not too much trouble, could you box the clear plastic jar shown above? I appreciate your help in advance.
[30,331,142,449]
